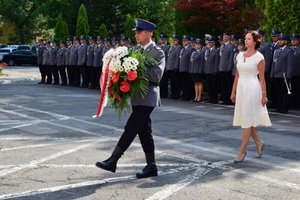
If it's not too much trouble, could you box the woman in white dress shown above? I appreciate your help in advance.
[231,31,272,163]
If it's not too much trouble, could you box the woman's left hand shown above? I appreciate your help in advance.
[261,96,268,107]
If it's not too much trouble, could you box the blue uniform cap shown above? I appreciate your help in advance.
[96,36,103,41]
[67,38,73,42]
[237,39,245,45]
[171,34,179,40]
[160,34,166,39]
[258,30,266,36]
[290,33,300,40]
[207,36,216,42]
[278,33,289,40]
[80,35,86,41]
[223,32,230,36]
[89,36,95,41]
[120,36,128,41]
[271,30,281,36]
[218,35,223,41]
[182,35,190,41]
[51,39,57,43]
[104,38,111,42]
[230,35,238,40]
[133,18,156,32]
[195,38,203,45]
[205,34,212,39]
[73,37,79,41]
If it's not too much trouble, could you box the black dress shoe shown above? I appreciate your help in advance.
[95,146,123,173]
[38,81,45,84]
[136,165,158,179]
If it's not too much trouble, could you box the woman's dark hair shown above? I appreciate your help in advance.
[248,30,261,50]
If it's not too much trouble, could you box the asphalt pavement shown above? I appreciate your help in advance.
[0,66,299,200]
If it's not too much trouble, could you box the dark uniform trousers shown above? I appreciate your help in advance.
[159,70,168,98]
[73,66,81,87]
[39,64,46,83]
[58,65,67,85]
[51,65,59,84]
[180,72,194,100]
[274,78,289,112]
[206,73,218,103]
[67,66,74,86]
[167,70,180,99]
[45,65,52,84]
[219,71,232,104]
[116,106,155,153]
[292,76,300,108]
[89,67,102,89]
[79,65,88,87]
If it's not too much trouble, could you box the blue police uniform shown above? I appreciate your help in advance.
[270,34,294,113]
[96,18,165,179]
[290,33,300,108]
[159,34,171,98]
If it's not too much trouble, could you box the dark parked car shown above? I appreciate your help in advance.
[2,50,37,66]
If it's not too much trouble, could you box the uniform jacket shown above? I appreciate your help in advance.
[42,48,50,66]
[49,46,59,66]
[160,43,170,63]
[77,43,88,66]
[218,41,234,72]
[166,45,181,71]
[86,44,95,67]
[65,45,72,66]
[271,46,294,79]
[204,46,219,74]
[291,45,300,76]
[131,42,165,107]
[179,45,194,72]
[56,47,66,66]
[93,45,104,68]
[37,45,45,65]
[189,48,205,74]
[69,45,79,66]
[258,41,273,74]
[102,45,111,57]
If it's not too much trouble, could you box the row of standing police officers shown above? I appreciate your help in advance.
[37,31,300,113]
[158,31,299,113]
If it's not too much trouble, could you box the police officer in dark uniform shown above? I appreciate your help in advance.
[78,36,88,87]
[270,33,294,113]
[204,36,219,104]
[42,41,51,84]
[189,38,205,102]
[37,39,46,84]
[65,38,73,86]
[120,36,128,47]
[290,33,300,109]
[102,38,112,56]
[49,40,59,85]
[159,34,170,98]
[57,40,67,85]
[69,37,80,87]
[91,36,104,89]
[179,35,195,101]
[86,36,96,89]
[166,35,182,99]
[111,37,118,48]
[218,32,234,104]
[96,18,165,179]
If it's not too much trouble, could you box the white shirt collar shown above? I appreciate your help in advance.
[143,40,154,50]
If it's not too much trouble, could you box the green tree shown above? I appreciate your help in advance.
[263,0,299,39]
[54,14,69,41]
[98,24,109,38]
[76,3,89,36]
[123,14,135,40]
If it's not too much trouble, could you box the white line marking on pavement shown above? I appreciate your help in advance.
[0,144,56,152]
[0,138,111,177]
[0,166,194,200]
[146,168,211,200]
[0,120,42,133]
[5,104,300,174]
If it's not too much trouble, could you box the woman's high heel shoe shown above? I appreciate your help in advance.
[257,141,265,158]
[234,151,247,163]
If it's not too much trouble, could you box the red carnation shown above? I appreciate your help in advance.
[127,71,138,81]
[111,72,120,83]
[120,81,130,93]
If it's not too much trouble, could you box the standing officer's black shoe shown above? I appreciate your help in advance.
[136,152,158,179]
[95,146,123,173]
